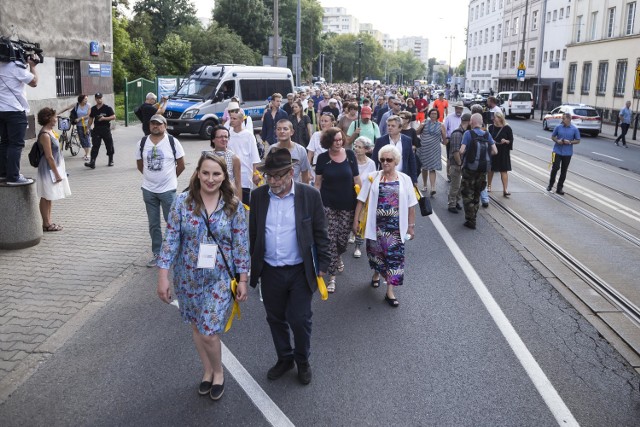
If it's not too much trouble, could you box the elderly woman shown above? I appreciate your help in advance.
[315,127,361,293]
[416,108,447,196]
[487,111,514,197]
[352,136,376,258]
[353,145,417,307]
[157,153,249,401]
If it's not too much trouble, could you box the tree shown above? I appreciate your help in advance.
[322,33,384,83]
[125,38,157,79]
[133,0,199,47]
[456,58,466,76]
[128,12,154,51]
[179,22,260,66]
[112,10,132,92]
[212,0,272,53]
[426,57,437,81]
[156,33,192,75]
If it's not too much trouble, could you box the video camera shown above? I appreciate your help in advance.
[0,36,44,68]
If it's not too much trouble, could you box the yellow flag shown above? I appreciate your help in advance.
[224,278,242,332]
[317,276,328,300]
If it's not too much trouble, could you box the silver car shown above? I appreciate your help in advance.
[543,104,602,137]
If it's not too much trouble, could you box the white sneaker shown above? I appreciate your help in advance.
[353,248,361,258]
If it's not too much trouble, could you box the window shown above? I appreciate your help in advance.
[500,0,503,9]
[55,59,80,97]
[549,51,554,61]
[559,8,564,20]
[485,28,488,43]
[482,56,487,70]
[626,2,636,35]
[566,6,570,17]
[532,10,539,30]
[547,12,551,23]
[502,52,508,69]
[473,57,476,71]
[495,55,499,70]
[581,62,592,94]
[240,79,292,102]
[596,62,608,94]
[614,60,628,95]
[476,5,479,19]
[543,51,548,62]
[576,15,583,42]
[553,10,557,21]
[492,0,496,12]
[563,49,567,60]
[481,2,484,17]
[567,63,577,93]
[590,12,598,40]
[505,20,510,36]
[486,1,490,14]
[513,17,519,35]
[529,48,536,68]
[497,24,502,40]
[556,50,561,61]
[467,59,471,72]
[607,7,616,37]
[491,26,495,41]
[488,54,492,70]
[510,51,516,68]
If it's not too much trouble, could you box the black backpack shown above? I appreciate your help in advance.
[139,135,177,165]
[28,131,46,167]
[463,130,491,173]
[69,103,79,124]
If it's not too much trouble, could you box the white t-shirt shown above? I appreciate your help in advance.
[223,113,253,133]
[389,135,404,173]
[0,62,34,112]
[357,157,376,181]
[306,131,327,165]
[136,134,185,193]
[228,128,260,188]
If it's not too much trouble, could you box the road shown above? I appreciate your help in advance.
[1,121,639,426]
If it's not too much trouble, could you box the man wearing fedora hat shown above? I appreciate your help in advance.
[249,148,330,385]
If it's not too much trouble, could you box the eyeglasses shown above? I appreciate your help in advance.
[380,158,395,163]
[263,169,291,180]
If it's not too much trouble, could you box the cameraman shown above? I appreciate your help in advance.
[0,56,38,185]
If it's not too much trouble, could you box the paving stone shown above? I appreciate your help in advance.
[0,360,18,372]
[8,341,40,352]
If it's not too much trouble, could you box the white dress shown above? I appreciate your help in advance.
[36,131,72,201]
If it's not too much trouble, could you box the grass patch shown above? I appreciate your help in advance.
[115,92,125,121]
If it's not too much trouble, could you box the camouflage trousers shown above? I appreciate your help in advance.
[460,168,487,226]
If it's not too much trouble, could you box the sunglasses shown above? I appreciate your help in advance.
[380,158,394,163]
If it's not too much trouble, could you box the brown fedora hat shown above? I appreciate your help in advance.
[257,147,299,173]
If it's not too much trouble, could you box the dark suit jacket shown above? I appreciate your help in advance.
[372,134,418,183]
[249,182,331,292]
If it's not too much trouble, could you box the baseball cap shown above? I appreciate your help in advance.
[360,106,372,118]
[150,114,167,124]
[94,92,103,98]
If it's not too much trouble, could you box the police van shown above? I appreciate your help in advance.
[164,65,294,139]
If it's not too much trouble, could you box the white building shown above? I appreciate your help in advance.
[397,37,430,65]
[382,35,397,52]
[537,0,573,110]
[359,23,384,44]
[564,0,640,121]
[466,0,505,92]
[322,7,360,35]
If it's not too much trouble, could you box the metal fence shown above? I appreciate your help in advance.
[124,76,182,127]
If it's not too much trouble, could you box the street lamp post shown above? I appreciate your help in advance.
[356,39,363,121]
[446,35,455,79]
[295,0,301,85]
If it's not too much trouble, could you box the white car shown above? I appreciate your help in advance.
[543,104,602,137]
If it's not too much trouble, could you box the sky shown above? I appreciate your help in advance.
[191,0,470,66]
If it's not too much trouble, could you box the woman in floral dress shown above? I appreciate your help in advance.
[353,145,417,308]
[157,153,249,401]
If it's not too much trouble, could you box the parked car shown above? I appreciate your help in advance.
[498,91,534,118]
[461,92,476,107]
[542,104,602,137]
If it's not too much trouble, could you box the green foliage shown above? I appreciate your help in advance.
[128,12,155,53]
[112,10,132,92]
[114,92,125,120]
[213,0,272,53]
[133,0,199,47]
[126,38,157,79]
[456,58,466,76]
[322,33,384,83]
[178,23,260,66]
[156,33,192,75]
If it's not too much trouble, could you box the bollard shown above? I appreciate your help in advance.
[0,178,42,249]
[633,113,638,141]
[614,114,619,136]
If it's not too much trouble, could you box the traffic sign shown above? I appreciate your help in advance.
[635,64,640,91]
[517,69,526,81]
[518,61,526,70]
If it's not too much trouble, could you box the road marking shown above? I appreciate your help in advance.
[222,342,295,427]
[430,213,579,426]
[536,135,553,141]
[591,152,623,161]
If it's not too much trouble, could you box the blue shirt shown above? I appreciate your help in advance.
[461,127,495,147]
[551,123,580,156]
[619,107,632,124]
[264,181,303,266]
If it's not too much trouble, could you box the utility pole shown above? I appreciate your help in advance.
[295,0,301,85]
[356,39,363,121]
[446,35,455,78]
[519,0,529,91]
[273,0,279,66]
[536,0,548,119]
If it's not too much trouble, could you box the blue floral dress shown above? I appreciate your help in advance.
[366,181,405,286]
[158,192,250,335]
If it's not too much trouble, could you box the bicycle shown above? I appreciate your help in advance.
[57,116,82,156]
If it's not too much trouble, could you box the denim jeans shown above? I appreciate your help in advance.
[0,110,28,181]
[142,188,176,254]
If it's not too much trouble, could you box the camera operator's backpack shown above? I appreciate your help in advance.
[134,104,144,121]
[28,132,45,167]
[463,130,491,173]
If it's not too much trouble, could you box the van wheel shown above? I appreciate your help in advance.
[199,119,217,139]
[591,131,600,137]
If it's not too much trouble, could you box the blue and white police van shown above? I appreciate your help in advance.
[164,64,295,139]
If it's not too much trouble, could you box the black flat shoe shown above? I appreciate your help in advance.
[210,381,224,400]
[556,190,565,195]
[371,278,380,288]
[384,295,399,308]
[198,380,213,396]
[463,221,476,230]
[448,207,458,213]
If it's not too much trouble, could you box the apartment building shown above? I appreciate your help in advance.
[322,7,360,35]
[359,23,384,44]
[382,35,397,52]
[466,0,505,92]
[565,0,640,120]
[397,37,430,65]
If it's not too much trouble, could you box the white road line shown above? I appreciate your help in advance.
[221,342,295,427]
[591,152,623,161]
[536,135,553,141]
[429,213,579,427]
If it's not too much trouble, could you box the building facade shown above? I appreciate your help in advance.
[466,0,505,92]
[359,23,384,44]
[397,37,430,65]
[322,7,360,35]
[0,0,114,138]
[564,0,640,121]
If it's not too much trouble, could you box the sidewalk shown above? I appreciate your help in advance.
[0,122,205,399]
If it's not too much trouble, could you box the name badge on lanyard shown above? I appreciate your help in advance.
[197,243,218,269]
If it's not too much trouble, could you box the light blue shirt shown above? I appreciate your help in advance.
[264,181,303,266]
[551,123,580,156]
[619,107,632,124]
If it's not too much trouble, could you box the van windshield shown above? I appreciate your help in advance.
[512,93,532,101]
[175,78,220,99]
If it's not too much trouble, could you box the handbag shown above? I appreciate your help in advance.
[203,211,241,332]
[414,186,433,216]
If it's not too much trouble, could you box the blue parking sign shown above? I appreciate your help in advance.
[517,69,526,78]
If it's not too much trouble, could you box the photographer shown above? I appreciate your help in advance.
[84,93,115,169]
[137,92,167,136]
[0,55,38,185]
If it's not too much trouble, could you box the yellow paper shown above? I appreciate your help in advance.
[224,278,242,332]
[317,276,328,300]
[354,184,361,195]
